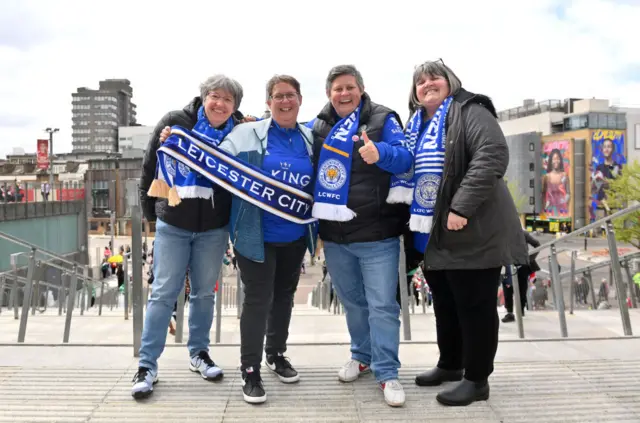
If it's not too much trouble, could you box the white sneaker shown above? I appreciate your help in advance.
[131,367,158,399]
[380,379,405,407]
[189,351,224,381]
[338,359,371,383]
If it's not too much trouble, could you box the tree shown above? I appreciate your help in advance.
[505,177,528,212]
[604,160,640,249]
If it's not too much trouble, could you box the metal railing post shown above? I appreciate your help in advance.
[549,245,568,337]
[0,276,5,314]
[569,251,576,314]
[398,236,411,341]
[63,265,78,343]
[174,284,186,344]
[511,265,525,339]
[58,273,66,316]
[236,268,244,319]
[123,256,129,320]
[215,268,223,343]
[604,221,633,335]
[17,248,37,343]
[131,204,144,357]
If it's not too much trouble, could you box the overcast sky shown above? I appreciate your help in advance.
[1,0,639,158]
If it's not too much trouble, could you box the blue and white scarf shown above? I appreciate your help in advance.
[389,96,453,233]
[148,106,234,206]
[149,126,316,224]
[312,106,361,221]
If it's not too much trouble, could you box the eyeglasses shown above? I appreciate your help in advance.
[270,92,299,102]
[207,92,234,105]
[414,58,445,69]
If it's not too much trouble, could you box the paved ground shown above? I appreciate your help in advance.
[1,340,640,422]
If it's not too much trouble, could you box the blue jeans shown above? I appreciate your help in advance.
[323,237,401,382]
[138,219,228,372]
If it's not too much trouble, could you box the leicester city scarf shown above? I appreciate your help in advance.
[312,107,360,222]
[149,126,316,224]
[147,106,234,206]
[392,96,453,234]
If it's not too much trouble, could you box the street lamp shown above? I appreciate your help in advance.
[45,128,59,193]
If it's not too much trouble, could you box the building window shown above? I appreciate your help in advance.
[529,162,535,171]
[529,179,535,188]
[529,196,535,205]
[564,114,588,131]
[529,143,535,151]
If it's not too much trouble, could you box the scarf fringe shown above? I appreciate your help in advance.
[409,214,433,234]
[386,186,414,205]
[168,186,182,206]
[312,203,357,222]
[176,185,213,200]
[148,179,170,199]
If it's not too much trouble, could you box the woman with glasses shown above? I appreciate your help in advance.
[217,75,317,404]
[394,60,527,406]
[307,64,413,407]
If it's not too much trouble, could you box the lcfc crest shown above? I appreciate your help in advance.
[318,159,347,191]
[415,173,440,208]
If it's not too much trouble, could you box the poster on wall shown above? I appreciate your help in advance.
[541,139,572,220]
[36,139,49,170]
[590,130,626,222]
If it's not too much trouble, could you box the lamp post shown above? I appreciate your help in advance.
[44,128,59,194]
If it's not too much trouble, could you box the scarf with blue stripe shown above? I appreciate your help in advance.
[387,96,452,234]
[148,125,316,224]
[148,106,234,206]
[312,106,360,221]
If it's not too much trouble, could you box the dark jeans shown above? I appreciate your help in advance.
[504,265,530,314]
[236,237,307,370]
[424,267,501,382]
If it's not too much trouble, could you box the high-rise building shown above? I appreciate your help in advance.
[71,79,137,153]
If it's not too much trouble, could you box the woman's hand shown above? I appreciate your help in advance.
[240,115,258,123]
[159,126,171,143]
[358,131,380,164]
[447,212,468,231]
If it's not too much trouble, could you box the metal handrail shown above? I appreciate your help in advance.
[538,250,640,278]
[529,203,640,255]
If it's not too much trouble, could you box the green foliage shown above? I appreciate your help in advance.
[605,160,640,249]
[506,177,528,212]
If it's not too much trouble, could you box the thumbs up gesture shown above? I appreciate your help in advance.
[358,131,380,164]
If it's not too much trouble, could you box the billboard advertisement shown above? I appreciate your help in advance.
[590,130,626,222]
[541,139,572,220]
[37,139,49,170]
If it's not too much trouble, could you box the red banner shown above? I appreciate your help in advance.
[37,139,49,170]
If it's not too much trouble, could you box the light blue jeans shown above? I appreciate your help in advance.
[323,237,401,382]
[138,219,228,372]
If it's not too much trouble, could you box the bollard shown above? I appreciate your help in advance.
[17,248,37,343]
[123,257,129,320]
[398,236,412,341]
[549,245,568,337]
[131,204,144,357]
[604,221,633,335]
[63,265,78,343]
[215,268,223,343]
[511,265,525,339]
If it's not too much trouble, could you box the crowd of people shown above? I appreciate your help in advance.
[131,61,529,408]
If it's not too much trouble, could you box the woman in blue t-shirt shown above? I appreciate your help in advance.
[217,75,316,405]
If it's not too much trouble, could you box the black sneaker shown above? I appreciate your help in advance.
[242,367,267,404]
[131,366,158,399]
[266,353,300,383]
[502,313,515,323]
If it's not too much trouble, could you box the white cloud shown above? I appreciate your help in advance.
[0,0,638,157]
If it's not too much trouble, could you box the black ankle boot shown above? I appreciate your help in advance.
[436,378,489,406]
[415,367,463,387]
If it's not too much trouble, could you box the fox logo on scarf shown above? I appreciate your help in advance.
[148,126,316,225]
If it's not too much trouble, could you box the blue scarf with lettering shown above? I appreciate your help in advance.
[390,96,452,234]
[148,106,233,206]
[149,126,316,224]
[312,106,360,221]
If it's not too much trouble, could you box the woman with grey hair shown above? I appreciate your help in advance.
[132,74,247,399]
[392,60,528,406]
[306,64,413,407]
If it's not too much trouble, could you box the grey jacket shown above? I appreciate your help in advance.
[423,89,529,271]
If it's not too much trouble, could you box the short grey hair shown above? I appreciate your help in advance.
[199,74,244,111]
[325,65,365,94]
[409,61,462,114]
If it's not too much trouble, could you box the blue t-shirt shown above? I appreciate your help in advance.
[413,118,432,254]
[262,121,313,243]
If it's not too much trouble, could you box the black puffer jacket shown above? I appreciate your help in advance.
[139,97,243,232]
[423,89,528,270]
[312,93,409,244]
